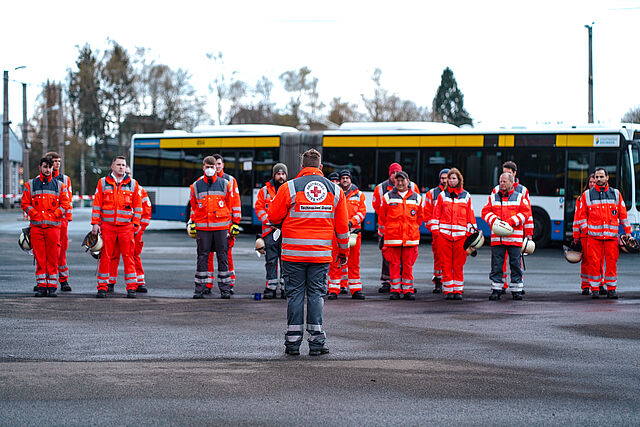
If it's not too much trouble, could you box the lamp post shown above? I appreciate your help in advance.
[585,23,594,124]
[3,66,26,208]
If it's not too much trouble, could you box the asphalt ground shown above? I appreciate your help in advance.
[1,208,639,425]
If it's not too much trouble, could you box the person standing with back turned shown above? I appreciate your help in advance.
[268,149,349,356]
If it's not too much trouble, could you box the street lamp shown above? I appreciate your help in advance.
[585,23,594,123]
[3,65,27,209]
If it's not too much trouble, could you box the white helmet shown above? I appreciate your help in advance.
[348,233,358,248]
[255,237,266,258]
[18,227,31,252]
[492,220,513,237]
[82,232,103,254]
[521,237,535,255]
[563,244,583,263]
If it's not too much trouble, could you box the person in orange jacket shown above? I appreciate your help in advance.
[91,156,143,299]
[254,163,288,299]
[108,167,152,294]
[22,157,72,297]
[190,156,236,299]
[423,168,449,293]
[482,172,531,301]
[45,152,73,292]
[432,168,477,300]
[572,173,599,295]
[205,154,242,294]
[267,149,349,356]
[326,172,347,296]
[378,170,424,300]
[574,167,631,299]
[327,169,366,300]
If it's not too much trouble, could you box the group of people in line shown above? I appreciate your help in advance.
[21,148,631,355]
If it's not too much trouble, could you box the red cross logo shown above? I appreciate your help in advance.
[310,185,322,198]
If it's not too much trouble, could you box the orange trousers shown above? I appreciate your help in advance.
[383,245,418,294]
[587,237,619,292]
[109,230,145,286]
[97,223,136,291]
[32,226,61,289]
[438,236,467,294]
[57,219,69,282]
[328,235,362,295]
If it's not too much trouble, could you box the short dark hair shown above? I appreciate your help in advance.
[39,157,53,167]
[112,155,127,164]
[301,149,321,168]
[212,154,223,162]
[203,156,216,165]
[594,167,608,176]
[502,161,517,173]
[45,151,60,159]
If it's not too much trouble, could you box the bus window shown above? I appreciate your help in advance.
[323,148,376,190]
[566,151,590,214]
[594,152,619,188]
[455,149,502,194]
[512,151,564,196]
[133,148,160,187]
[633,144,640,212]
[254,148,279,188]
[238,150,254,218]
[183,148,203,186]
[158,148,182,186]
[376,151,397,185]
[420,150,454,190]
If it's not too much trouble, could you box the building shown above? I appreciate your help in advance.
[0,114,24,202]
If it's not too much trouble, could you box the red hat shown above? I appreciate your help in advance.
[389,163,402,176]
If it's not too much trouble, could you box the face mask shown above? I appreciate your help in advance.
[204,168,215,177]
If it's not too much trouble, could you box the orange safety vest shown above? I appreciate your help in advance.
[574,184,630,240]
[52,170,73,221]
[432,187,477,241]
[267,167,349,263]
[139,185,152,231]
[91,173,142,227]
[217,170,241,224]
[423,184,445,232]
[378,187,424,246]
[189,174,234,231]
[344,184,366,228]
[22,173,71,227]
[255,180,278,237]
[491,179,533,236]
[481,187,531,246]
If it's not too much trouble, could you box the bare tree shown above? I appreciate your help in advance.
[622,106,640,123]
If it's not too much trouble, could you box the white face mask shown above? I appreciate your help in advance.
[204,167,216,177]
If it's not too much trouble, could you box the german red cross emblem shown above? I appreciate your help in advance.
[304,181,328,203]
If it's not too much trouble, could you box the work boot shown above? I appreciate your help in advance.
[327,293,338,300]
[229,288,235,295]
[403,292,415,301]
[599,286,607,296]
[378,282,390,293]
[47,288,57,298]
[581,288,591,296]
[489,290,501,301]
[60,281,71,292]
[309,344,329,356]
[285,347,300,356]
[500,288,507,295]
[512,292,523,301]
[521,289,526,295]
[607,289,618,299]
[136,284,148,293]
[263,288,276,299]
[203,287,212,295]
[351,291,365,300]
[339,287,348,295]
[96,289,107,298]
[445,293,454,300]
[33,285,38,292]
[221,290,231,299]
[107,284,114,293]
[389,292,401,300]
[591,291,600,299]
[433,284,443,294]
[35,287,47,298]
[193,291,204,299]
[127,290,136,299]
[453,293,462,300]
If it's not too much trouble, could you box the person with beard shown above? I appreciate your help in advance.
[255,163,288,299]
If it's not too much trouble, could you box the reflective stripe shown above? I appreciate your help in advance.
[287,324,304,332]
[103,210,115,215]
[307,324,323,332]
[405,239,420,245]
[336,232,349,239]
[282,238,332,246]
[287,181,296,206]
[289,211,334,219]
[117,210,133,216]
[281,249,331,257]
[385,239,403,245]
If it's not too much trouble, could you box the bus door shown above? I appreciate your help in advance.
[376,150,420,187]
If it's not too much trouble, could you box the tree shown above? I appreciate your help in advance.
[73,44,104,143]
[279,66,314,126]
[327,97,360,125]
[361,68,430,122]
[361,68,387,121]
[622,106,640,123]
[102,41,136,147]
[432,67,472,126]
[254,76,274,112]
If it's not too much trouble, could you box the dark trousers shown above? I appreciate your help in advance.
[490,245,523,292]
[378,235,390,282]
[264,231,283,290]
[282,261,329,350]
[195,229,230,292]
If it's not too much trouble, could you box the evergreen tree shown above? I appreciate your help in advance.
[432,67,472,126]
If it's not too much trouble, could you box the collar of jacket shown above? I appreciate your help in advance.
[202,174,217,184]
[595,183,609,192]
[107,172,131,186]
[295,167,324,178]
[52,170,60,178]
[343,183,358,195]
[216,169,226,178]
[392,186,415,199]
[448,186,463,198]
[500,187,515,198]
[439,183,446,191]
[38,172,52,183]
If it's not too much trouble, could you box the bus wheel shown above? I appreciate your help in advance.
[532,207,550,248]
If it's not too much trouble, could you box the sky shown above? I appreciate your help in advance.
[1,0,639,133]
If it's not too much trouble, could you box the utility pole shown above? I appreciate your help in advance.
[22,83,29,183]
[80,144,86,197]
[42,87,48,157]
[57,84,64,174]
[3,71,10,209]
[585,23,594,123]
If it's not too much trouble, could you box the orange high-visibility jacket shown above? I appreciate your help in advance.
[255,180,278,237]
[217,170,241,224]
[344,184,366,228]
[491,179,533,236]
[189,174,234,231]
[22,173,71,227]
[481,188,531,246]
[378,187,424,247]
[574,184,630,240]
[139,185,152,231]
[572,194,587,239]
[432,187,477,241]
[373,178,417,236]
[53,170,73,221]
[267,167,349,263]
[423,184,446,232]
[92,173,142,227]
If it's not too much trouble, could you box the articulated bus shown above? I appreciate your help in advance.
[131,122,640,247]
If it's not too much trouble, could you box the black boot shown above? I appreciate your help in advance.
[263,288,276,299]
[47,288,57,298]
[60,281,71,292]
[127,290,136,299]
[96,289,107,298]
[351,291,365,300]
[309,344,329,356]
[221,290,231,299]
[581,288,591,295]
[512,292,523,300]
[327,293,338,300]
[489,290,501,301]
[136,284,148,293]
[599,286,607,296]
[35,286,47,298]
[607,289,618,299]
[203,287,212,295]
[378,282,390,293]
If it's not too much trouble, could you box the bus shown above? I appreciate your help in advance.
[131,122,640,247]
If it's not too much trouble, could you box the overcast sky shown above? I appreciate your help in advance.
[2,0,639,132]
